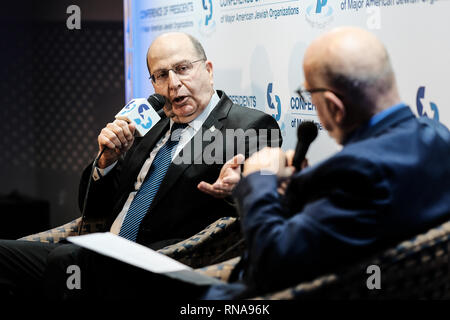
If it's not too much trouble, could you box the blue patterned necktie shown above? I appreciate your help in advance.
[118,122,188,242]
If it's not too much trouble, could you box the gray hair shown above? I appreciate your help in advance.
[186,34,207,60]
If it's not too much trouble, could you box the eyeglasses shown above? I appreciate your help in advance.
[150,59,205,85]
[296,85,343,104]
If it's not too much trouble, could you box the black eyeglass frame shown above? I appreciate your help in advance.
[149,59,205,84]
[295,86,344,104]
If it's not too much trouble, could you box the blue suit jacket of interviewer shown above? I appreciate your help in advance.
[203,104,450,299]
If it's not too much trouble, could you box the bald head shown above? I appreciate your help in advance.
[147,32,206,74]
[304,27,400,119]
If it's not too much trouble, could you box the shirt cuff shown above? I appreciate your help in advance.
[92,161,117,181]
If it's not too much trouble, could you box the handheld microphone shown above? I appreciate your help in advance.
[292,121,318,171]
[78,94,166,235]
[148,93,166,111]
[149,94,167,118]
[115,94,166,137]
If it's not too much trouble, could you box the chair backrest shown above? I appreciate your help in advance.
[18,218,106,243]
[257,220,450,300]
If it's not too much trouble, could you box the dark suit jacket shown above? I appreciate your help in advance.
[204,104,450,299]
[78,90,282,249]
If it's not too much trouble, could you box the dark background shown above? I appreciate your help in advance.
[0,0,127,238]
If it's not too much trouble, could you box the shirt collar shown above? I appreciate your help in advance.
[343,102,406,145]
[169,91,219,132]
[367,102,406,128]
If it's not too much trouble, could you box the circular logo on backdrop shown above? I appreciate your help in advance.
[305,0,334,29]
[416,86,440,121]
[267,83,282,122]
[266,82,286,137]
[198,0,216,36]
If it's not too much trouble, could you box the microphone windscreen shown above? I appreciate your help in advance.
[292,121,318,171]
[297,121,318,144]
[147,94,166,111]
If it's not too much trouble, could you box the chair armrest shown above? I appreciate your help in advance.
[250,274,338,300]
[195,256,241,282]
[157,216,244,268]
[18,218,106,243]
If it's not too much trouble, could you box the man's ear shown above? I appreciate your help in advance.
[205,60,213,74]
[323,91,345,125]
[205,60,214,85]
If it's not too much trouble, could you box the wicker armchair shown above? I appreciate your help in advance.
[19,216,244,268]
[19,218,105,244]
[157,217,244,268]
[197,219,450,299]
[196,256,241,282]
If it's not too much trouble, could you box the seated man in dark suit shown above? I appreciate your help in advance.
[0,32,281,299]
[203,27,450,299]
[78,32,281,249]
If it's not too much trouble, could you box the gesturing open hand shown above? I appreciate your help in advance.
[197,154,245,198]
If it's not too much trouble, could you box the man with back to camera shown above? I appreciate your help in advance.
[0,32,281,299]
[202,26,450,299]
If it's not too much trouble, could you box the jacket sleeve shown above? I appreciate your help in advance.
[77,158,123,219]
[233,155,390,293]
[242,112,283,158]
[77,138,143,220]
